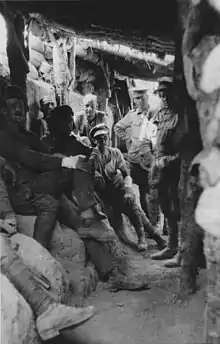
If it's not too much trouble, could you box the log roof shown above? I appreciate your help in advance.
[6,0,178,56]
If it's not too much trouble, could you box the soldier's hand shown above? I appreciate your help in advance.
[0,213,17,235]
[61,155,86,169]
[94,171,105,188]
[0,158,16,186]
[123,187,135,205]
[2,163,16,186]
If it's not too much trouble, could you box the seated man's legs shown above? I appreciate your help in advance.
[12,193,59,249]
[0,233,95,342]
[57,190,149,291]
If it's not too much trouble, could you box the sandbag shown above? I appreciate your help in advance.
[0,273,41,344]
[29,49,46,69]
[27,62,39,80]
[10,231,69,302]
[16,215,98,305]
[50,224,98,306]
[29,34,45,55]
[29,19,47,40]
[39,61,52,75]
[68,89,84,113]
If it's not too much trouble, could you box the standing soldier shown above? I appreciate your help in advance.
[114,86,162,229]
[150,78,181,261]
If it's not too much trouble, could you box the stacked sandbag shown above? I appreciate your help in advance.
[29,33,53,83]
[0,273,41,344]
[16,215,98,306]
[10,232,69,303]
[69,89,84,113]
[29,34,46,70]
[27,62,39,80]
[50,224,98,306]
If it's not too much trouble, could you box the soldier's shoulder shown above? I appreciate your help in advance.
[75,110,84,117]
[96,110,106,117]
[109,147,123,157]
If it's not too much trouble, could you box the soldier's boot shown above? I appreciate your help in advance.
[151,219,178,260]
[108,265,149,292]
[136,226,148,251]
[140,210,166,250]
[165,250,182,268]
[1,252,96,341]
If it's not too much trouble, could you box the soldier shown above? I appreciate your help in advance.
[0,156,97,343]
[149,78,181,261]
[30,96,55,139]
[0,85,87,249]
[114,86,162,229]
[74,93,110,145]
[90,123,166,252]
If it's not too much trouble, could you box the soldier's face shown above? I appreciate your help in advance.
[94,134,109,151]
[85,100,96,122]
[6,98,26,127]
[41,102,55,118]
[132,92,148,111]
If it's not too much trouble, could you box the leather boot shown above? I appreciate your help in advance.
[136,225,148,251]
[165,250,182,268]
[151,219,178,260]
[1,251,96,341]
[108,266,149,292]
[140,210,166,250]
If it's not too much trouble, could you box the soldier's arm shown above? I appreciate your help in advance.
[0,131,62,172]
[114,112,132,141]
[74,112,85,135]
[115,149,131,183]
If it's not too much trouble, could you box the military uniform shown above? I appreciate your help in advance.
[74,110,109,145]
[91,124,166,251]
[114,107,161,224]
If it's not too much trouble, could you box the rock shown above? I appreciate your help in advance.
[0,273,41,344]
[10,232,69,303]
[16,215,98,305]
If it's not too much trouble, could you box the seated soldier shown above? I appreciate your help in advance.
[0,156,97,343]
[46,105,93,157]
[90,124,166,252]
[46,103,150,291]
[30,96,55,139]
[0,85,89,249]
[74,93,110,145]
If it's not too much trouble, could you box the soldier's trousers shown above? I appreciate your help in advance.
[129,163,162,227]
[7,169,96,249]
[99,183,144,240]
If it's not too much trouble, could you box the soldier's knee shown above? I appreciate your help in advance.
[0,235,17,266]
[37,194,59,213]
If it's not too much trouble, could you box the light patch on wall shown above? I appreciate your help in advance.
[0,14,7,54]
